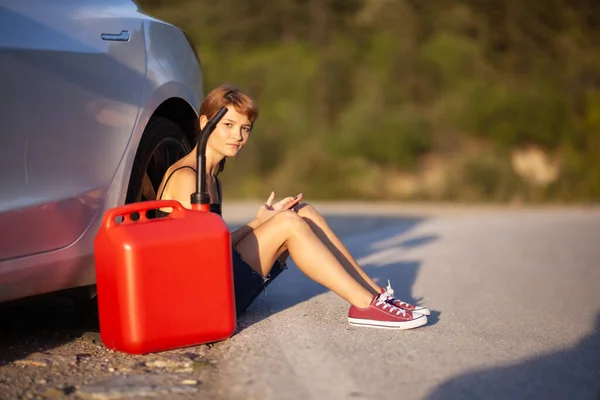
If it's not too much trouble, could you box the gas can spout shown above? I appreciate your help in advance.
[191,106,229,208]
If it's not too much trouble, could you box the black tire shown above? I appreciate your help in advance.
[125,117,193,204]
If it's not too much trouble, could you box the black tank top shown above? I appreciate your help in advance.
[155,166,222,216]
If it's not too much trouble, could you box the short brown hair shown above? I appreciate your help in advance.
[197,84,259,174]
[199,84,258,125]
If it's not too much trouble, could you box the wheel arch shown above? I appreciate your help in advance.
[106,82,202,210]
[152,97,199,149]
[126,97,199,203]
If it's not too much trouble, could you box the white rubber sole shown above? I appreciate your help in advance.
[414,307,431,316]
[348,314,428,330]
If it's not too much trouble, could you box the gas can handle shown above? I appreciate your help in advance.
[103,200,185,228]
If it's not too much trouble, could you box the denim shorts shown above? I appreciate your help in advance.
[231,246,287,316]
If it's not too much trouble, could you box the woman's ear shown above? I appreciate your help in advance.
[199,115,208,130]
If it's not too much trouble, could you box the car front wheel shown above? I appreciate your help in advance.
[126,117,193,204]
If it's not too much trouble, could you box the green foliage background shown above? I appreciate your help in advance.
[138,0,600,202]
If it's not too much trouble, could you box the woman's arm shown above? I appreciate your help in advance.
[229,192,292,247]
[162,171,262,247]
[230,219,261,247]
[214,175,255,247]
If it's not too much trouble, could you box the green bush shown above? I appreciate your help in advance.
[464,82,571,150]
[138,0,600,202]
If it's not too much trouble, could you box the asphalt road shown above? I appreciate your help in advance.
[212,203,600,400]
[1,203,599,399]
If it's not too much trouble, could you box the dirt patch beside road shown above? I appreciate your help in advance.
[0,294,222,400]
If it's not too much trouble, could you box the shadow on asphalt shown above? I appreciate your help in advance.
[0,213,438,364]
[0,291,99,365]
[237,213,441,332]
[425,312,600,400]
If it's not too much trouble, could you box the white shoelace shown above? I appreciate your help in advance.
[386,279,396,296]
[376,293,406,316]
[386,279,411,308]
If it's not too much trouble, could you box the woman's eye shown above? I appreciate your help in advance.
[224,123,233,127]
[243,127,250,133]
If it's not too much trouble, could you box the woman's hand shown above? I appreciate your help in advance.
[253,192,281,225]
[273,194,300,211]
[254,192,302,226]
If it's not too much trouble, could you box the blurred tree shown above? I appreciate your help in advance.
[136,0,600,202]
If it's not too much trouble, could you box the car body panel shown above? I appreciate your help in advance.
[0,0,203,303]
[0,2,145,260]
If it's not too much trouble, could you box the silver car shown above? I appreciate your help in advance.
[0,0,203,304]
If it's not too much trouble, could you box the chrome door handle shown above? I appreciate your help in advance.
[101,31,130,42]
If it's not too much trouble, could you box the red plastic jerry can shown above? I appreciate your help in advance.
[93,199,236,354]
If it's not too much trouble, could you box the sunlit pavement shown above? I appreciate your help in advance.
[210,203,600,400]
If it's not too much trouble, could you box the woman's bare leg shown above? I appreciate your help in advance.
[277,250,289,266]
[294,203,382,296]
[234,210,374,308]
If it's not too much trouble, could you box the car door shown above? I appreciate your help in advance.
[0,0,146,261]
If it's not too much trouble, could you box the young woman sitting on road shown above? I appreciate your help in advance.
[155,84,430,330]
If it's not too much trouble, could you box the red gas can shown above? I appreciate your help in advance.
[93,199,236,354]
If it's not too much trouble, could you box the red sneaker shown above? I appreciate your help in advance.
[381,280,431,316]
[348,293,427,330]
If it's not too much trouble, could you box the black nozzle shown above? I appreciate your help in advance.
[191,106,228,206]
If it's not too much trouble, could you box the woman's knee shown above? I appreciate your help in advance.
[272,209,309,231]
[295,203,322,220]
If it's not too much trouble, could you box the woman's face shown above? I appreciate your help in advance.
[201,105,252,158]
